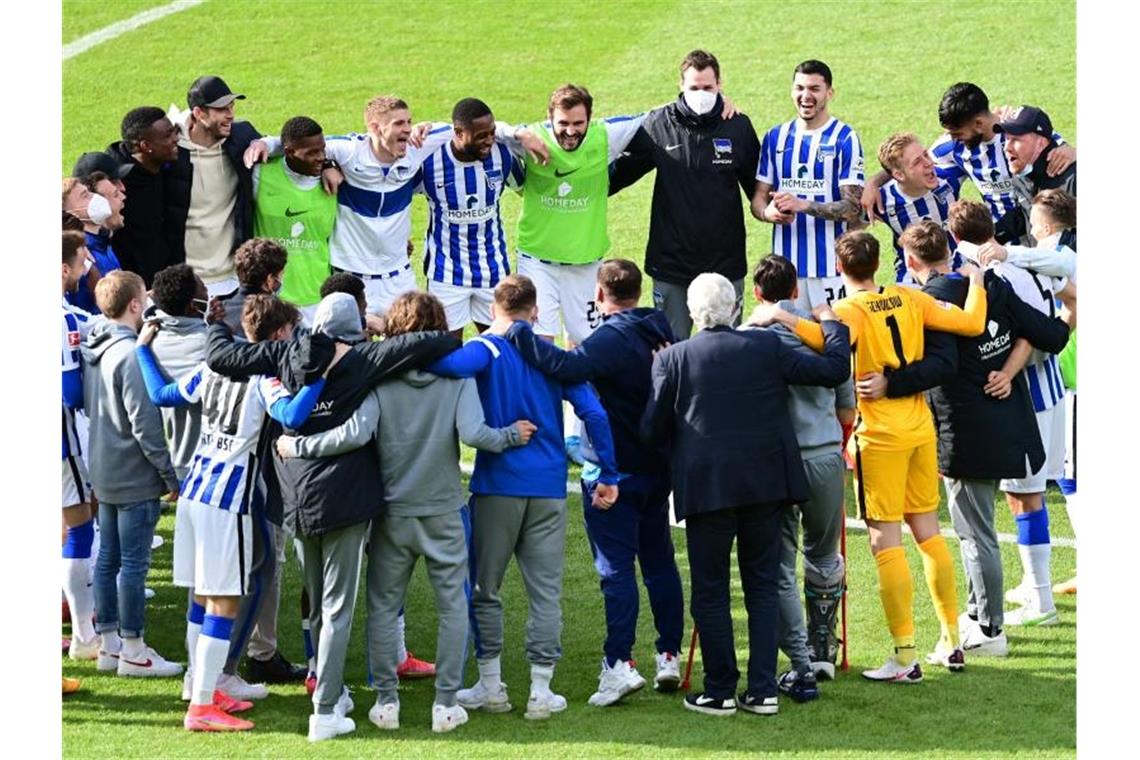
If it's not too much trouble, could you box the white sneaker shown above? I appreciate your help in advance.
[960,622,1010,657]
[923,643,966,671]
[181,670,193,701]
[68,635,100,661]
[117,646,183,678]
[368,700,400,730]
[334,686,354,717]
[524,690,567,720]
[216,672,269,700]
[957,611,978,637]
[654,651,681,693]
[1004,580,1032,607]
[151,534,165,550]
[587,659,646,707]
[861,656,923,684]
[457,680,512,713]
[309,712,355,742]
[431,703,469,733]
[144,587,156,600]
[96,648,120,671]
[1004,604,1059,627]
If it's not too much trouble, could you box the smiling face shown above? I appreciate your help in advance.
[792,72,832,124]
[551,104,590,151]
[285,132,327,176]
[370,108,412,159]
[894,140,938,191]
[1004,132,1049,174]
[192,103,235,141]
[454,114,496,161]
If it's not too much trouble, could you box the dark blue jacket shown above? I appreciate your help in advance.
[640,321,850,519]
[504,307,675,479]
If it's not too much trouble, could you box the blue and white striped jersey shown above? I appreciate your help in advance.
[876,176,962,282]
[756,117,865,278]
[419,140,523,288]
[62,308,82,460]
[929,132,1021,225]
[263,128,452,276]
[176,364,290,514]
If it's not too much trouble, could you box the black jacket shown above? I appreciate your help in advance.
[107,141,181,286]
[995,142,1076,248]
[885,272,1070,479]
[165,121,262,268]
[609,96,760,285]
[640,321,850,518]
[205,326,461,536]
[505,307,676,479]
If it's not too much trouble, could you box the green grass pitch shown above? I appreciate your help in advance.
[62,1,1076,757]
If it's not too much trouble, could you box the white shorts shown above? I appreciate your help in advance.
[62,456,89,509]
[1000,402,1066,494]
[517,254,600,344]
[333,265,418,317]
[1064,391,1076,482]
[205,276,241,300]
[792,276,847,312]
[297,303,321,328]
[428,279,495,331]
[173,498,253,597]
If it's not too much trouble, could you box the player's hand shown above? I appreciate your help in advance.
[976,242,1008,267]
[720,93,738,119]
[205,296,227,325]
[856,372,887,400]
[592,482,619,510]
[275,435,299,459]
[747,302,784,327]
[517,129,550,166]
[763,198,794,224]
[136,320,161,346]
[773,191,807,214]
[983,369,1013,399]
[407,240,414,258]
[1047,143,1076,177]
[162,489,179,504]
[321,166,345,195]
[652,340,672,360]
[992,104,1015,122]
[364,313,386,339]
[860,182,883,223]
[408,121,433,149]
[513,420,537,444]
[243,139,269,169]
[812,303,838,321]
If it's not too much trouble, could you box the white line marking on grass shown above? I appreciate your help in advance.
[458,462,1076,548]
[63,0,204,60]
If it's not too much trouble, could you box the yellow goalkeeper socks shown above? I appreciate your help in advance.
[875,546,916,665]
[918,534,961,648]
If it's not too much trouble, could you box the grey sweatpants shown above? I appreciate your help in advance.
[368,510,468,707]
[470,495,566,667]
[945,477,1003,629]
[295,521,369,715]
[652,278,744,341]
[778,452,846,672]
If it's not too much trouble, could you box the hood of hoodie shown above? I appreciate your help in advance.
[147,308,208,335]
[82,321,137,365]
[603,306,677,345]
[400,368,440,389]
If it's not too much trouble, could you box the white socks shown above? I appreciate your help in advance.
[122,635,146,659]
[477,657,502,692]
[396,612,408,664]
[63,558,95,642]
[530,664,554,698]
[1019,543,1056,612]
[192,634,228,706]
[101,631,122,654]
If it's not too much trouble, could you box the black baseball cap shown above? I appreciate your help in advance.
[71,151,132,179]
[187,75,245,109]
[993,105,1053,137]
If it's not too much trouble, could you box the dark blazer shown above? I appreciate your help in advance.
[640,320,850,519]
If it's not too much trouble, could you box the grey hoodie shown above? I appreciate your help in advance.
[741,300,856,458]
[81,321,180,503]
[287,370,520,517]
[147,310,207,480]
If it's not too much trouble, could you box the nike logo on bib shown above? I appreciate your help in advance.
[665,144,682,151]
[553,168,578,177]
[284,208,307,217]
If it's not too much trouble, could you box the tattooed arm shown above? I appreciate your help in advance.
[773,184,866,227]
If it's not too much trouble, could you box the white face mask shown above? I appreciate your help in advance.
[683,89,718,115]
[86,193,112,226]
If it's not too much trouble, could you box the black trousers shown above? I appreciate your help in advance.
[685,501,784,699]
